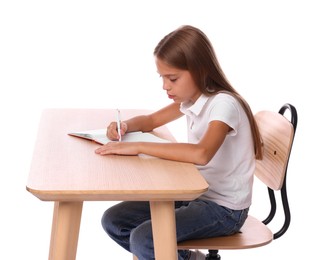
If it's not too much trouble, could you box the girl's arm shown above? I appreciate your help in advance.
[96,118,230,166]
[127,102,183,132]
[107,102,183,140]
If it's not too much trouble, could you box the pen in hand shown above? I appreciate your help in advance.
[116,109,122,141]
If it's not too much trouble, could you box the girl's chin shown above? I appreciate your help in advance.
[168,95,181,102]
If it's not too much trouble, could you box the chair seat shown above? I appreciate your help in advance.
[177,215,273,250]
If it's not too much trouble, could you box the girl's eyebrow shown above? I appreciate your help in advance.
[157,72,179,77]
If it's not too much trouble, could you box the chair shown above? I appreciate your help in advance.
[178,103,298,259]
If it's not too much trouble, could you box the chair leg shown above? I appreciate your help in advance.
[206,250,221,260]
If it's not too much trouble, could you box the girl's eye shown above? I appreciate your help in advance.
[169,78,177,82]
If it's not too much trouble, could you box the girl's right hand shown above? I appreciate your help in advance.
[106,121,128,141]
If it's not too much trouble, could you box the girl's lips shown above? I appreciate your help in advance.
[168,94,175,99]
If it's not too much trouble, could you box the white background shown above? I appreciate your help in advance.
[1,0,321,259]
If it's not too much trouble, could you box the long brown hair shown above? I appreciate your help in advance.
[154,25,263,160]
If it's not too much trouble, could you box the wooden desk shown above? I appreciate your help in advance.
[26,109,208,260]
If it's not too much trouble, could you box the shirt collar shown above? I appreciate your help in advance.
[180,94,210,116]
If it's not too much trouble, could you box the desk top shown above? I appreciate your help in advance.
[26,109,208,202]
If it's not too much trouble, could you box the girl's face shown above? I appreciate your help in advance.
[155,57,202,104]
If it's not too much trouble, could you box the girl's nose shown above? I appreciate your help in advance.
[162,81,170,91]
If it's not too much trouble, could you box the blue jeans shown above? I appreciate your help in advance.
[101,200,249,260]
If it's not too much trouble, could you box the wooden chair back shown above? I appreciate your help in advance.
[254,110,295,191]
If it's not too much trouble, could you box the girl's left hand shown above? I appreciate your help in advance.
[95,142,140,156]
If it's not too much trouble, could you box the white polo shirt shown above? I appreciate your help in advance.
[180,93,255,210]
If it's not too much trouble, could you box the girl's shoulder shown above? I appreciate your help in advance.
[209,91,240,106]
[207,92,245,117]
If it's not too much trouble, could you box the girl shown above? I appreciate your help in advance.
[95,25,262,260]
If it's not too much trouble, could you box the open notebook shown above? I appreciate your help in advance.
[68,129,171,145]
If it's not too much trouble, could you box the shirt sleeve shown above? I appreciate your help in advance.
[207,94,240,136]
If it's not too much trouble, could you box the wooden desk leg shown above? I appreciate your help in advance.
[150,201,177,260]
[49,201,83,260]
